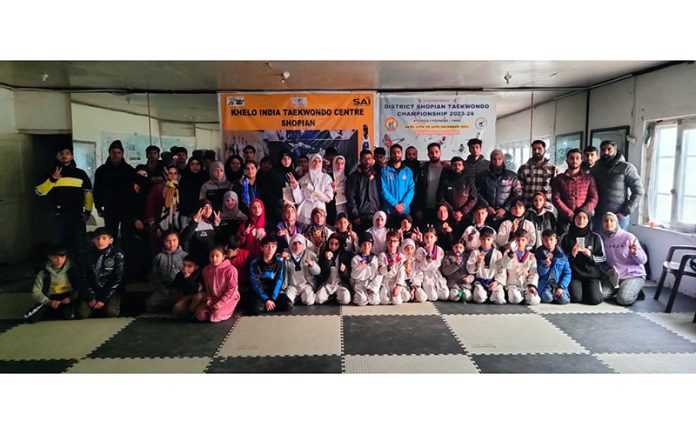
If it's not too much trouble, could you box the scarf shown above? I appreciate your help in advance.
[245,198,266,230]
[208,161,228,186]
[332,156,346,183]
[568,209,592,238]
[220,191,248,222]
[308,153,323,189]
[289,234,307,271]
[242,176,257,208]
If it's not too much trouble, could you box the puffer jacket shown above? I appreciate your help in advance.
[437,169,478,215]
[551,171,598,220]
[84,245,125,303]
[591,152,644,216]
[475,166,523,210]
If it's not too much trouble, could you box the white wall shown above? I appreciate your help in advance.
[496,62,696,295]
[0,88,17,133]
[14,91,72,132]
[71,103,162,166]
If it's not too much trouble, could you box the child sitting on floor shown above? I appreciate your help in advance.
[535,229,571,305]
[441,238,474,303]
[467,226,506,304]
[25,244,83,323]
[400,238,426,302]
[333,212,358,253]
[501,229,540,305]
[145,230,188,313]
[316,233,352,305]
[366,211,388,255]
[378,230,409,305]
[171,255,205,318]
[462,203,492,252]
[78,227,125,319]
[283,234,321,306]
[250,235,292,313]
[496,199,536,251]
[303,207,333,255]
[195,245,240,322]
[351,232,382,306]
[415,227,449,301]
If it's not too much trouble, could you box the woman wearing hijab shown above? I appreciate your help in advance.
[276,203,305,253]
[600,212,648,306]
[236,198,267,257]
[199,161,233,212]
[367,211,388,255]
[329,155,348,225]
[215,191,248,245]
[179,156,209,229]
[303,207,334,255]
[292,153,334,225]
[224,155,244,184]
[560,208,607,305]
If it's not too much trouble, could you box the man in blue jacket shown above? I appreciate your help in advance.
[380,144,415,228]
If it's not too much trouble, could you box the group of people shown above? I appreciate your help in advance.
[27,135,647,323]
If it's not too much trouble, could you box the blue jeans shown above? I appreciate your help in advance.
[541,287,570,304]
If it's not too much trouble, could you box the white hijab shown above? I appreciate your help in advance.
[290,233,307,262]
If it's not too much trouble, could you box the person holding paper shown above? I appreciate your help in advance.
[560,208,607,305]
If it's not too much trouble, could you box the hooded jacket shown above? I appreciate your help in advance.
[32,259,85,305]
[151,246,188,287]
[591,152,644,216]
[600,228,647,279]
[202,259,240,308]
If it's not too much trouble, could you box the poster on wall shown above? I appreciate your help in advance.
[219,92,376,171]
[379,94,497,160]
[100,132,195,166]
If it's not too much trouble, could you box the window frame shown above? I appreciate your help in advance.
[590,125,630,159]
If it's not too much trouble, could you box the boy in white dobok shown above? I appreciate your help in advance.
[351,232,382,306]
[401,238,426,303]
[467,226,506,304]
[283,234,321,306]
[378,230,409,305]
[442,238,474,302]
[415,227,449,301]
[501,229,540,305]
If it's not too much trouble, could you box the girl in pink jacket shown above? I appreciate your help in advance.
[196,246,240,322]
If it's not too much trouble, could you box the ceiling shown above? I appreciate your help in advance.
[0,61,671,121]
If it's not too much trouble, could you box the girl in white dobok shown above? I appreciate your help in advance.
[292,153,334,225]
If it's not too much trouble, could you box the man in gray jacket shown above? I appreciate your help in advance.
[591,140,644,230]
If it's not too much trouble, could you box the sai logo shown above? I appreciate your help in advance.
[475,117,488,130]
[227,96,245,107]
[291,97,308,107]
[385,117,398,131]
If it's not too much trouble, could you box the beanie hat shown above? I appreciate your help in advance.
[109,140,124,152]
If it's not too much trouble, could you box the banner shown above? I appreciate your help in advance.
[219,93,376,171]
[379,94,496,160]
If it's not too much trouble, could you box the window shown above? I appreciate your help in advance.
[554,132,583,172]
[590,126,630,159]
[649,118,696,231]
[499,135,551,172]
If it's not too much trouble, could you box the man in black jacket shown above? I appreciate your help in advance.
[35,143,94,263]
[437,156,478,223]
[346,149,381,233]
[94,140,135,243]
[414,142,447,226]
[463,138,490,183]
[591,140,644,230]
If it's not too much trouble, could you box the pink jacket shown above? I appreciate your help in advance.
[202,259,240,308]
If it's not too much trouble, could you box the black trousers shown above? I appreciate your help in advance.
[52,212,87,264]
[25,302,75,323]
[569,278,603,305]
[254,293,293,314]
